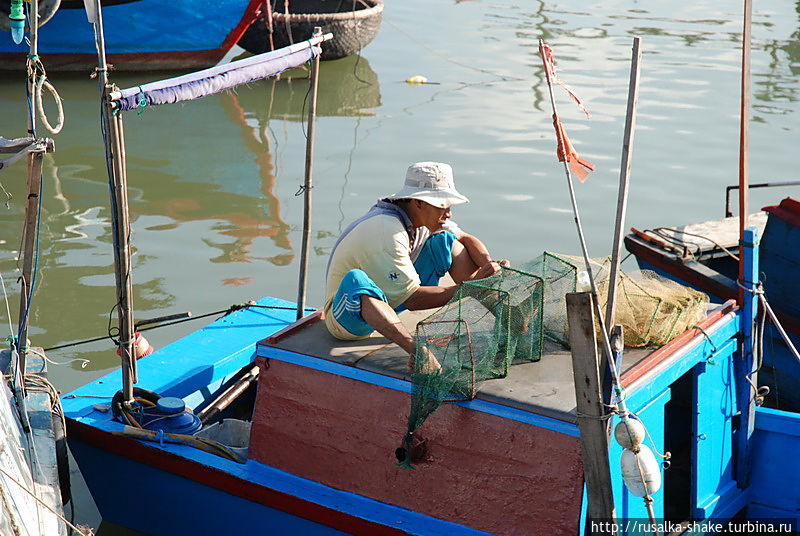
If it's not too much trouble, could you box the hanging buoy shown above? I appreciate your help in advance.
[614,417,646,450]
[9,0,25,44]
[620,445,661,497]
[116,332,155,360]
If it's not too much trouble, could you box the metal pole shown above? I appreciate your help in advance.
[737,0,752,306]
[88,0,137,404]
[538,40,621,397]
[605,37,641,331]
[296,28,322,320]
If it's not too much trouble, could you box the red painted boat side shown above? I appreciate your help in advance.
[763,197,800,229]
[250,358,584,536]
[66,418,412,535]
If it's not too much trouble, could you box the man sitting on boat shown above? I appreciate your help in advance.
[324,161,509,371]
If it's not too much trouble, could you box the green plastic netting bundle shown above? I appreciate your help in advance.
[400,265,546,468]
[399,252,708,468]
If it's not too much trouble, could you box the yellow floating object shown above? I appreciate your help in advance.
[405,75,428,85]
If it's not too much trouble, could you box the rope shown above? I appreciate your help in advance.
[0,465,92,535]
[0,271,15,340]
[27,56,64,135]
[648,227,741,262]
[34,75,64,134]
[738,281,800,364]
[136,86,147,115]
[44,302,316,352]
[691,325,718,354]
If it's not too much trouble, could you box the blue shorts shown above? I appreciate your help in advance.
[331,231,457,337]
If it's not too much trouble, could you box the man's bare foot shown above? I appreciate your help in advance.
[408,345,442,374]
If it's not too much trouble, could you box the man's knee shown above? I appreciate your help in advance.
[414,231,457,285]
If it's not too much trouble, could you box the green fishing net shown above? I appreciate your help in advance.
[400,252,709,467]
[400,266,545,467]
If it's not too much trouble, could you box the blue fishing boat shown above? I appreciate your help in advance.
[60,5,800,535]
[0,0,261,71]
[625,196,800,412]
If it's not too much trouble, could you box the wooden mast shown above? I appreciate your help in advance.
[734,0,756,489]
[87,0,137,405]
[737,0,752,306]
[295,27,322,320]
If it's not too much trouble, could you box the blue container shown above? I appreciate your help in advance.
[141,397,202,436]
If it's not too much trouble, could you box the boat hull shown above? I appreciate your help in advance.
[0,0,260,71]
[67,422,358,536]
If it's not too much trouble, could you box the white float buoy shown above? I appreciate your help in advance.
[614,417,646,450]
[620,444,661,497]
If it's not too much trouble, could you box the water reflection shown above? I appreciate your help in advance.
[252,55,382,121]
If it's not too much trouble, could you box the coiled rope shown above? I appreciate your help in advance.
[27,56,64,135]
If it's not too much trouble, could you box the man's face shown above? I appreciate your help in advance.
[416,200,452,231]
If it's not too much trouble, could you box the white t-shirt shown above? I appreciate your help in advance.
[324,211,460,339]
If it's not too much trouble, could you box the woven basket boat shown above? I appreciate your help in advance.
[238,0,384,61]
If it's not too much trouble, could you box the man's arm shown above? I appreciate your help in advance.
[404,257,510,310]
[450,232,510,283]
[459,232,493,268]
[403,284,459,311]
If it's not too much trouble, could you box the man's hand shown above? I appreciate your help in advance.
[473,259,510,280]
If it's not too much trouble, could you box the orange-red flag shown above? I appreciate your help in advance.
[553,114,595,182]
[539,44,591,119]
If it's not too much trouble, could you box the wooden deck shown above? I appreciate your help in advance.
[264,305,670,424]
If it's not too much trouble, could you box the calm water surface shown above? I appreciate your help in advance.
[1,0,798,532]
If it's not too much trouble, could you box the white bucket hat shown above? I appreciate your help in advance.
[385,162,470,209]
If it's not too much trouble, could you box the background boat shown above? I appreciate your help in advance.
[0,0,262,71]
[0,348,69,536]
[624,195,800,412]
[238,0,384,60]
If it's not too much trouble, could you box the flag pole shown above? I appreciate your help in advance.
[538,40,615,365]
[539,40,664,530]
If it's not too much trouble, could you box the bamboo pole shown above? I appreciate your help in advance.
[737,0,752,306]
[604,37,641,331]
[16,151,44,360]
[295,28,322,320]
[12,150,44,426]
[88,0,137,404]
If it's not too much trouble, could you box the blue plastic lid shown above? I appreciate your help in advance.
[156,397,186,415]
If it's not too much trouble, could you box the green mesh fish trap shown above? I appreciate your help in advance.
[521,252,578,346]
[401,267,544,467]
